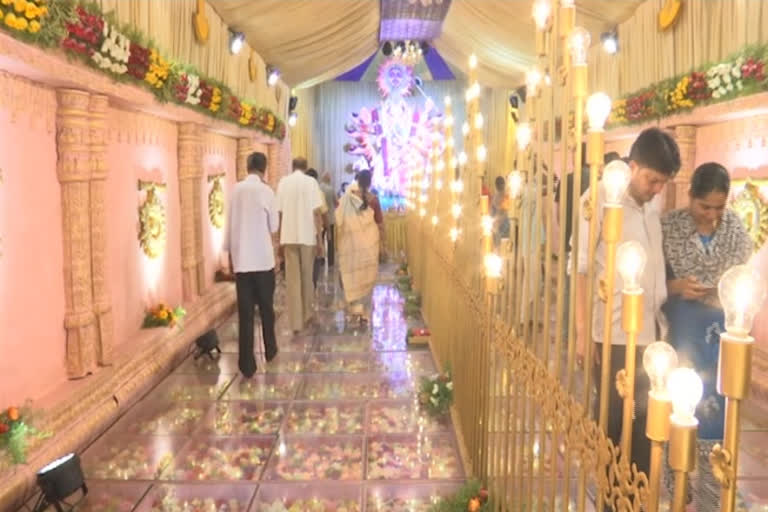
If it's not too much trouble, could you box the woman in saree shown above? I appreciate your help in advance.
[336,170,382,324]
[661,162,752,503]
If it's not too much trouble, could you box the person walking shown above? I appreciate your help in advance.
[223,152,279,377]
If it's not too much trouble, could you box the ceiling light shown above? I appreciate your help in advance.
[288,111,298,127]
[601,30,619,54]
[267,66,280,87]
[229,30,245,55]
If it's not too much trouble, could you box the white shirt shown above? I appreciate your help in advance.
[276,170,323,245]
[573,187,667,346]
[223,174,278,273]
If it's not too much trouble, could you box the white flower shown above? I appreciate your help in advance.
[727,83,734,92]
[737,81,744,90]
[446,382,453,390]
[709,76,721,88]
[430,397,439,406]
[732,66,742,79]
[432,384,439,395]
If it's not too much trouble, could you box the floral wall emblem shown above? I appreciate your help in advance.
[207,173,225,229]
[138,180,167,259]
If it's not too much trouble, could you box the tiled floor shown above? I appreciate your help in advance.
[59,270,465,511]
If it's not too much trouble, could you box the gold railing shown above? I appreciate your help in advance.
[400,2,764,510]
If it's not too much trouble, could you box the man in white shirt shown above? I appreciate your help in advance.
[573,127,680,475]
[223,152,279,377]
[276,158,324,334]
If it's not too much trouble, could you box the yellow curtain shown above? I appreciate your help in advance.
[206,0,380,89]
[97,0,289,115]
[589,0,768,98]
[290,87,316,162]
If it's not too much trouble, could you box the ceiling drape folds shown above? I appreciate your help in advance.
[207,0,381,89]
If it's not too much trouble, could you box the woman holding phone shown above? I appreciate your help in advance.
[661,162,752,439]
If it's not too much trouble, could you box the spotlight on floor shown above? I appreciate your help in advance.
[33,453,87,512]
[289,95,298,111]
[601,30,618,54]
[267,66,280,87]
[288,111,298,127]
[229,30,245,55]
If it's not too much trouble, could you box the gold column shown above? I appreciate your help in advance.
[178,122,203,301]
[88,93,114,366]
[236,137,253,182]
[56,89,98,378]
[668,125,696,211]
[646,392,672,512]
[669,420,698,512]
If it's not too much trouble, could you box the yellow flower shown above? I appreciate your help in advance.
[28,19,39,32]
[0,0,11,6]
[39,5,46,15]
[158,309,168,320]
[4,12,15,26]
[24,2,36,18]
[13,0,25,14]
[15,15,26,29]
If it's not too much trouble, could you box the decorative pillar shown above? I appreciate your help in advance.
[88,94,114,366]
[178,122,202,301]
[56,89,97,378]
[236,137,253,182]
[267,142,280,190]
[667,125,697,211]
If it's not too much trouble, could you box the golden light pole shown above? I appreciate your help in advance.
[596,159,632,431]
[710,264,768,512]
[644,341,679,512]
[615,240,647,460]
[668,368,704,512]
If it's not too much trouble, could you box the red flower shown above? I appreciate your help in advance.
[198,81,214,108]
[742,57,765,81]
[0,423,8,434]
[127,42,151,80]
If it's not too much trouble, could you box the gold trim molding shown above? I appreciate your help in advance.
[138,180,167,259]
[207,173,225,229]
[731,179,768,250]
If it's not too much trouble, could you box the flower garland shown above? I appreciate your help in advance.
[142,303,186,328]
[609,44,768,127]
[0,1,285,140]
[419,370,453,417]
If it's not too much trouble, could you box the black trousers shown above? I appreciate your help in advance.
[235,270,277,377]
[593,343,651,475]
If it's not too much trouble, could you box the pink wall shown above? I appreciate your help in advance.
[0,75,67,406]
[202,133,237,282]
[106,109,182,348]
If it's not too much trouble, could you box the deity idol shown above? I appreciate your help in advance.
[344,58,443,207]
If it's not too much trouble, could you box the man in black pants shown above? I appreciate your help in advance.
[223,152,279,377]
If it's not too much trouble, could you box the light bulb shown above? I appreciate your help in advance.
[447,137,455,148]
[451,203,462,219]
[517,123,532,151]
[471,81,480,98]
[419,193,427,203]
[526,67,543,96]
[419,207,426,217]
[601,159,631,205]
[667,368,703,427]
[436,160,445,172]
[474,113,484,130]
[450,227,459,242]
[719,264,768,337]
[643,342,678,397]
[288,111,298,127]
[431,215,439,226]
[462,122,470,136]
[444,95,452,106]
[477,145,487,162]
[586,92,612,131]
[458,152,468,166]
[454,180,464,193]
[560,0,574,7]
[469,54,478,69]
[616,240,646,292]
[569,26,591,66]
[508,171,524,198]
[450,156,457,168]
[482,215,493,236]
[445,115,455,127]
[484,253,503,278]
[532,0,552,30]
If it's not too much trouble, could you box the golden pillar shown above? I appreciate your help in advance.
[88,93,114,366]
[668,125,697,211]
[56,89,98,378]
[178,122,203,300]
[236,137,253,182]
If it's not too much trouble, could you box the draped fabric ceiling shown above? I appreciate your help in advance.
[208,0,645,89]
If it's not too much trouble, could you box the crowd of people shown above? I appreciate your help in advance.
[223,155,385,378]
